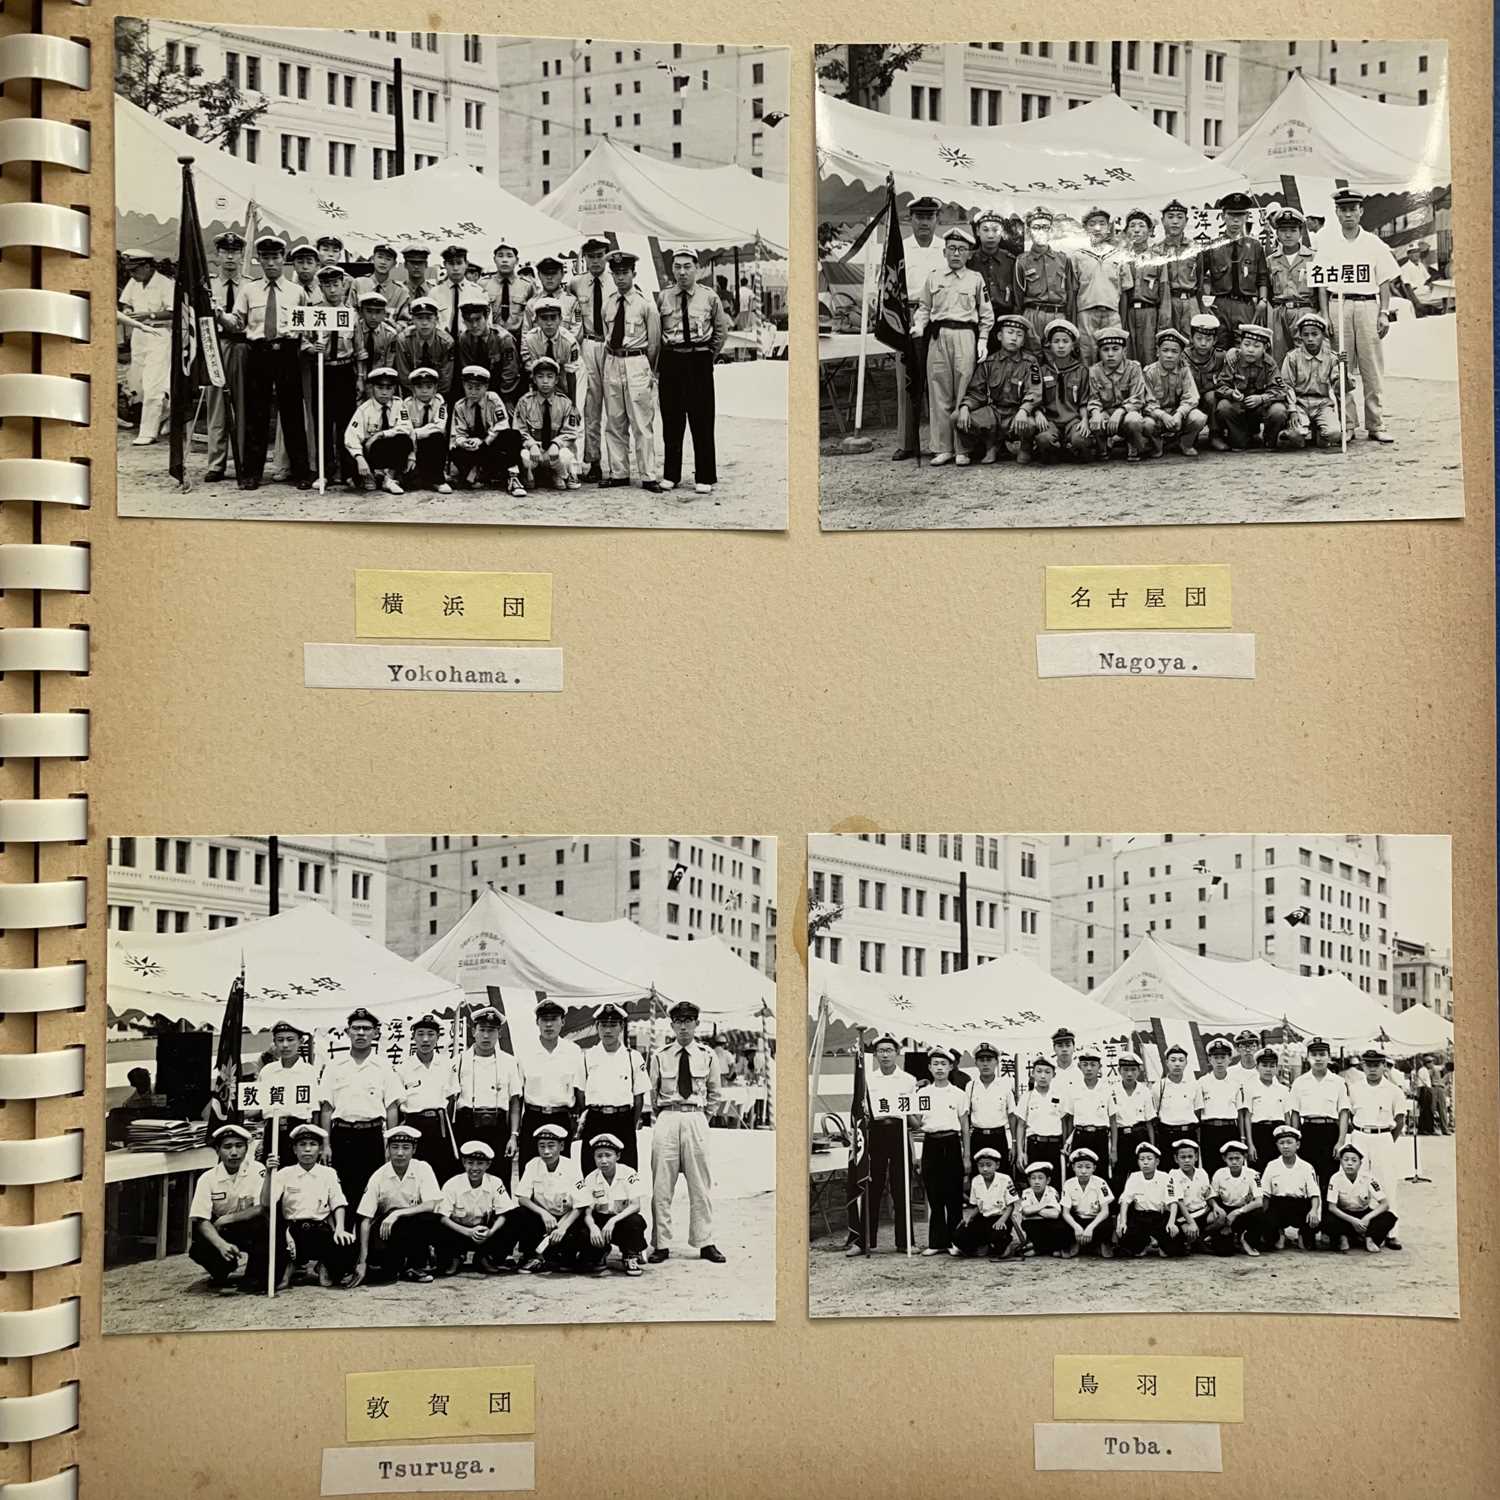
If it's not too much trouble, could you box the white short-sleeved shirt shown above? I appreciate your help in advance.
[439,1172,514,1226]
[356,1158,442,1220]
[1197,1070,1245,1122]
[1062,1175,1113,1221]
[1109,1081,1154,1128]
[1327,1170,1386,1214]
[1311,227,1402,292]
[1260,1156,1320,1199]
[320,1052,403,1121]
[1067,1078,1112,1128]
[256,1059,320,1117]
[1414,1065,1432,1089]
[517,1156,580,1217]
[1155,1074,1203,1126]
[1018,1087,1065,1137]
[398,1053,457,1112]
[915,1080,966,1133]
[1121,1170,1171,1213]
[582,1044,645,1108]
[521,1039,586,1108]
[574,1165,643,1215]
[273,1162,347,1220]
[969,1172,1016,1215]
[455,1048,523,1111]
[1290,1068,1349,1120]
[866,1066,918,1120]
[1244,1076,1293,1124]
[1051,1062,1081,1116]
[1168,1166,1212,1216]
[1345,1073,1407,1131]
[1018,1185,1061,1217]
[1211,1166,1261,1209]
[964,1074,1013,1130]
[189,1159,266,1222]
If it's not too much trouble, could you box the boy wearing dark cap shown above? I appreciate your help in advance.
[1202,192,1270,348]
[354,292,401,392]
[915,1048,968,1253]
[855,1033,920,1256]
[569,237,613,480]
[649,999,726,1264]
[453,1005,523,1178]
[1154,198,1204,337]
[1085,326,1152,463]
[1289,1037,1350,1196]
[1120,208,1164,359]
[1214,325,1291,450]
[963,1041,1013,1177]
[1266,206,1318,362]
[318,1007,402,1210]
[1143,328,1208,456]
[1015,208,1077,351]
[519,998,585,1167]
[1244,1047,1292,1167]
[397,1014,458,1179]
[956,313,1042,465]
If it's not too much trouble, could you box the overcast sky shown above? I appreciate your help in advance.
[1384,834,1452,952]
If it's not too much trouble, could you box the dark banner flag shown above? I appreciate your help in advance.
[168,155,225,482]
[845,1033,872,1249]
[209,965,247,1126]
[869,182,914,381]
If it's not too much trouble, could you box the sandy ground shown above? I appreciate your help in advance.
[115,413,786,531]
[105,1189,773,1335]
[808,1134,1457,1320]
[819,377,1463,531]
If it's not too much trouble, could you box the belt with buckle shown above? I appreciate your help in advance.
[607,347,649,357]
[931,319,977,331]
[334,1118,383,1129]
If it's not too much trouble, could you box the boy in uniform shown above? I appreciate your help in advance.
[1257,1123,1322,1250]
[1059,1146,1114,1258]
[256,1020,318,1153]
[513,356,583,492]
[520,299,580,399]
[1196,1035,1250,1173]
[1013,1056,1066,1182]
[187,1123,268,1288]
[396,1014,457,1178]
[343,366,414,496]
[1016,1161,1068,1257]
[1289,1037,1350,1195]
[1215,324,1291,450]
[970,209,1020,346]
[393,296,454,390]
[1114,1140,1172,1258]
[1142,328,1207,456]
[1324,1142,1399,1253]
[1245,1046,1293,1167]
[951,1145,1020,1257]
[318,1007,401,1211]
[1062,1046,1112,1180]
[485,240,534,336]
[914,1047,968,1254]
[451,365,527,495]
[1014,207,1076,351]
[453,1004,522,1180]
[1085,326,1151,462]
[656,248,731,494]
[578,1001,645,1173]
[1031,319,1094,463]
[519,999,586,1167]
[599,250,664,491]
[855,1033,920,1256]
[569,237,613,481]
[1164,1137,1220,1255]
[1049,1028,1081,1114]
[1280,312,1348,450]
[395,246,433,323]
[1120,209,1165,359]
[264,1122,357,1289]
[1234,1030,1263,1081]
[204,230,246,481]
[912,226,994,467]
[354,291,401,393]
[426,244,473,341]
[649,998,725,1264]
[1108,1051,1155,1197]
[559,1133,647,1276]
[1185,313,1229,451]
[514,1124,585,1273]
[1154,199,1203,337]
[524,257,580,337]
[402,367,452,492]
[350,1124,442,1286]
[1070,207,1128,365]
[1266,207,1318,361]
[1153,1043,1202,1149]
[455,295,523,410]
[1206,1139,1264,1255]
[955,312,1042,465]
[309,266,362,487]
[354,243,408,325]
[963,1041,1013,1176]
[1345,1047,1408,1232]
[1202,192,1270,347]
[435,1140,520,1275]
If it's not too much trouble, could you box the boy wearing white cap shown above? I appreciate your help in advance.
[1345,1047,1408,1227]
[343,367,415,495]
[397,1013,458,1179]
[188,1123,268,1287]
[951,1146,1020,1257]
[1164,1137,1220,1255]
[451,366,527,495]
[1017,1162,1069,1257]
[559,1133,647,1275]
[513,357,583,492]
[263,1123,357,1289]
[1197,1036,1250,1174]
[579,1001,645,1172]
[1324,1142,1399,1252]
[1244,1047,1293,1167]
[1085,327,1152,463]
[515,1124,585,1272]
[1215,325,1291,449]
[1062,1046,1112,1179]
[1206,1140,1264,1255]
[402,368,452,492]
[1185,313,1229,451]
[1257,1124,1322,1250]
[912,225,994,468]
[1114,1140,1172,1257]
[436,1140,520,1274]
[915,1048,968,1254]
[1060,1147,1114,1258]
[1108,1051,1154,1197]
[350,1125,443,1285]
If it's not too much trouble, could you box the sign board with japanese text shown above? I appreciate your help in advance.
[1053,1355,1244,1422]
[237,1076,314,1117]
[345,1365,535,1443]
[354,570,554,641]
[1044,565,1233,631]
[280,303,356,335]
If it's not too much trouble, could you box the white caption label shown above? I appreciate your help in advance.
[305,644,563,692]
[321,1441,535,1495]
[1037,631,1255,680]
[1035,1423,1222,1473]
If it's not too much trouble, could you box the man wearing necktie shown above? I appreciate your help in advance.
[600,250,664,491]
[514,356,582,489]
[205,230,246,481]
[485,239,534,339]
[402,367,452,493]
[656,248,731,496]
[648,999,726,1265]
[519,298,580,399]
[394,297,455,393]
[1203,192,1270,350]
[568,237,613,481]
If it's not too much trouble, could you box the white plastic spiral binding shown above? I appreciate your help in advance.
[0,10,93,1495]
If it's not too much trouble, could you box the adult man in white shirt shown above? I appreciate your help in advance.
[853,1033,920,1256]
[1313,186,1402,443]
[1196,1036,1250,1174]
[256,1019,319,1155]
[397,1014,458,1181]
[1345,1047,1408,1230]
[964,1041,1013,1177]
[1288,1037,1350,1195]
[318,1006,403,1212]
[350,1124,443,1286]
[579,1001,646,1173]
[454,1005,523,1180]
[518,999,585,1170]
[117,249,175,446]
[187,1123,268,1287]
[891,196,948,461]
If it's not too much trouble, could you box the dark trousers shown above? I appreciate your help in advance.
[1416,1087,1436,1134]
[1211,296,1257,348]
[1021,1213,1071,1254]
[1199,1119,1239,1175]
[277,1215,357,1281]
[1023,1133,1064,1184]
[243,339,310,482]
[1250,1120,1283,1170]
[1325,1208,1398,1249]
[363,430,415,476]
[511,1202,572,1265]
[1299,1120,1341,1195]
[1261,1194,1318,1249]
[452,430,523,485]
[454,1107,512,1185]
[436,1216,519,1271]
[330,1119,386,1213]
[188,1214,266,1283]
[580,1106,638,1172]
[968,1125,1012,1178]
[1163,1209,1216,1256]
[1159,1121,1198,1156]
[1066,1206,1115,1254]
[1068,1126,1111,1180]
[659,350,717,484]
[313,361,359,484]
[921,1134,964,1250]
[413,430,450,487]
[895,330,929,450]
[1117,1208,1171,1256]
[364,1209,436,1279]
[261,1114,309,1161]
[565,1208,648,1266]
[1216,396,1290,449]
[1112,1124,1152,1196]
[1207,1203,1265,1254]
[868,1119,911,1250]
[402,1108,457,1184]
[952,1210,1018,1257]
[518,1105,575,1170]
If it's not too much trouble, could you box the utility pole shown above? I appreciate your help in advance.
[1111,41,1123,96]
[957,870,970,970]
[392,55,406,175]
[267,835,280,915]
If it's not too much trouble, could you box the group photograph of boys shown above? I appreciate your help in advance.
[103,834,778,1333]
[807,832,1458,1319]
[113,23,790,529]
[816,39,1462,530]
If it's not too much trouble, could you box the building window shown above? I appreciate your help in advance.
[463,34,483,65]
[1126,41,1139,71]
[225,51,240,86]
[1418,88,1429,104]
[672,142,683,158]
[116,836,138,868]
[1020,93,1051,121]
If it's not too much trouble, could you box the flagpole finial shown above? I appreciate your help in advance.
[178,155,194,166]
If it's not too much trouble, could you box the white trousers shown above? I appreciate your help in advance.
[602,354,658,481]
[651,1108,714,1249]
[1335,298,1385,435]
[577,338,607,466]
[1349,1128,1402,1215]
[925,326,978,457]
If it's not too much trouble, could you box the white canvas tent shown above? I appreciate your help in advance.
[1304,973,1453,1055]
[816,89,1251,223]
[107,904,462,1029]
[538,136,789,252]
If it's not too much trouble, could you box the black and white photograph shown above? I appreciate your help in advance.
[113,23,789,528]
[816,41,1462,529]
[807,834,1457,1318]
[104,835,777,1333]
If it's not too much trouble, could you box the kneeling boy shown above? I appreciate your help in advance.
[1086,325,1152,462]
[436,1140,520,1274]
[1143,328,1208,456]
[1215,324,1291,450]
[451,365,527,496]
[514,1124,584,1273]
[187,1123,268,1288]
[557,1133,647,1276]
[1206,1139,1265,1255]
[513,356,582,490]
[343,366,414,495]
[956,313,1042,465]
[1324,1142,1399,1252]
[351,1124,442,1287]
[1114,1140,1172,1257]
[1257,1123,1322,1250]
[1017,1161,1070,1257]
[1280,312,1347,450]
[1060,1146,1114,1257]
[1032,319,1094,463]
[264,1123,357,1290]
[951,1146,1020,1257]
[1165,1137,1222,1255]
[403,367,452,492]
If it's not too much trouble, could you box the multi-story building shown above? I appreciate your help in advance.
[1391,938,1453,1020]
[1237,40,1445,117]
[125,22,517,183]
[825,41,1241,156]
[1049,835,1394,999]
[105,836,387,937]
[491,40,788,200]
[807,833,1051,979]
[383,836,775,974]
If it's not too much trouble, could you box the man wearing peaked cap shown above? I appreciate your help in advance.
[1203,191,1270,349]
[889,194,946,460]
[1016,206,1078,352]
[649,998,726,1263]
[397,1013,458,1181]
[569,236,614,480]
[657,245,730,496]
[579,1001,646,1173]
[188,1120,269,1287]
[1155,195,1205,338]
[1344,1044,1408,1228]
[518,999,586,1170]
[318,1007,402,1213]
[349,1122,443,1286]
[453,1003,522,1182]
[1289,1035,1349,1197]
[255,1017,319,1155]
[1234,1029,1263,1076]
[204,231,249,482]
[911,220,993,466]
[600,247,664,491]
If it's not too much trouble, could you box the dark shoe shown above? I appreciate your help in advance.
[642,480,666,493]
[585,462,602,482]
[648,1248,670,1264]
[295,477,313,490]
[1209,436,1230,453]
[889,448,916,461]
[239,478,260,490]
[700,1245,727,1264]
[204,470,226,481]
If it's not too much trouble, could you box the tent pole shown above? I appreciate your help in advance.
[807,991,830,1120]
[853,227,876,430]
[266,1112,279,1299]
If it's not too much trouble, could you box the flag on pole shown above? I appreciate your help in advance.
[869,178,916,399]
[211,962,248,1125]
[845,1035,872,1249]
[168,156,226,482]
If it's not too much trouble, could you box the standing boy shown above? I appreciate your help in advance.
[963,1041,1014,1176]
[396,1015,457,1180]
[915,1047,968,1254]
[1062,1046,1112,1180]
[1266,207,1318,361]
[856,1034,920,1256]
[1153,1044,1202,1150]
[1154,199,1203,337]
[453,1005,522,1179]
[1070,207,1128,365]
[1202,192,1269,347]
[1014,207,1076,351]
[1244,1047,1293,1168]
[578,1001,645,1173]
[1013,1056,1066,1182]
[1120,209,1165,359]
[1196,1036,1250,1173]
[518,999,585,1167]
[1289,1037,1350,1195]
[1344,1047,1408,1232]
[1108,1051,1155,1197]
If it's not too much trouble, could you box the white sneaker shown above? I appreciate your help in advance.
[695,482,713,494]
[928,453,953,467]
[435,482,452,494]
[954,453,971,466]
[920,1247,943,1256]
[381,475,404,495]
[659,479,676,492]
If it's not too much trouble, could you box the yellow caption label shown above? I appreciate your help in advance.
[355,570,552,640]
[346,1365,535,1442]
[1044,565,1232,630]
[1053,1356,1243,1423]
